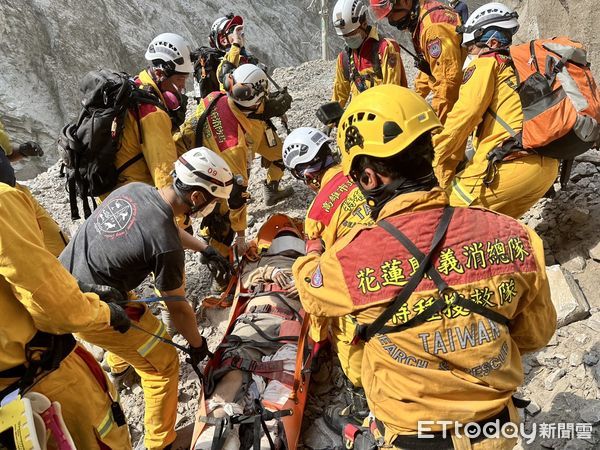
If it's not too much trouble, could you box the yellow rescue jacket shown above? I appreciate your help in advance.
[304,165,374,343]
[174,93,265,233]
[0,184,110,373]
[332,27,407,108]
[112,70,176,192]
[293,188,555,443]
[433,53,523,188]
[412,0,465,123]
[304,165,373,249]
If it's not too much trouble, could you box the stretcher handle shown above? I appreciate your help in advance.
[290,311,312,403]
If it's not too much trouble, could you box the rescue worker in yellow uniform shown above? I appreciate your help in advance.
[209,15,295,207]
[0,183,132,449]
[293,85,556,448]
[433,3,560,218]
[370,0,464,123]
[283,126,374,434]
[107,33,194,198]
[0,120,68,256]
[331,0,407,109]
[209,14,257,85]
[59,149,233,450]
[175,64,293,259]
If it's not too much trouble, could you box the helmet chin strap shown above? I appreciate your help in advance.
[357,172,437,221]
[173,181,205,215]
[389,1,420,31]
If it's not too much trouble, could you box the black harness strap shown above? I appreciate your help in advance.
[356,207,454,341]
[379,218,509,329]
[355,207,510,342]
[0,332,76,401]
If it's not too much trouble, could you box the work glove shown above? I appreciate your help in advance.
[18,141,44,157]
[200,246,233,286]
[305,238,324,255]
[231,25,245,47]
[235,235,249,257]
[77,280,126,304]
[186,338,213,369]
[108,303,131,334]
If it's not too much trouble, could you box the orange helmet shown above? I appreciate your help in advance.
[256,214,304,253]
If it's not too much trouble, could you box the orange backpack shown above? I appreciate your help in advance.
[492,37,600,159]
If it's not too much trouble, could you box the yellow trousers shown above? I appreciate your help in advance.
[77,305,179,450]
[331,315,364,388]
[449,155,559,219]
[309,314,364,388]
[28,344,131,449]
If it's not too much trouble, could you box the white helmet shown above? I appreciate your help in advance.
[145,33,194,74]
[174,147,233,199]
[332,0,369,36]
[283,127,332,170]
[226,64,269,109]
[210,14,244,50]
[461,2,519,46]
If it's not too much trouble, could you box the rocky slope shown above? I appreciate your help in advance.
[0,0,344,178]
[3,0,599,179]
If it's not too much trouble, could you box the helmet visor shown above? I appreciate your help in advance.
[231,80,268,101]
[370,0,393,20]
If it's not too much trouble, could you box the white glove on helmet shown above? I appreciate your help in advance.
[461,2,519,46]
[145,33,194,74]
[174,147,234,200]
[332,0,369,36]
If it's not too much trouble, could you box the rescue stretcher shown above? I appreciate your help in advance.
[191,214,315,450]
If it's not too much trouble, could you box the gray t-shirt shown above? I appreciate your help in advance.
[59,182,184,293]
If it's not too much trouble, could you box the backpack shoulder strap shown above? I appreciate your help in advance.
[529,40,540,73]
[341,48,351,81]
[372,39,385,79]
[116,153,145,175]
[195,92,226,148]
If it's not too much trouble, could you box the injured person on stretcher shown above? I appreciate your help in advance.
[192,214,313,450]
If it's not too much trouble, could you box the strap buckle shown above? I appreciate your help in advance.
[231,356,257,372]
[351,324,368,345]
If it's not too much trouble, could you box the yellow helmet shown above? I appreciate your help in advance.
[336,85,442,175]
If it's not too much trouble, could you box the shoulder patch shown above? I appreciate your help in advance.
[462,65,476,84]
[310,266,324,288]
[427,38,442,59]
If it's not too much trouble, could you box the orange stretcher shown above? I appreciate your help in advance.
[191,215,314,450]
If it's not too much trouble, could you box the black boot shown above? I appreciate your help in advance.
[263,181,294,206]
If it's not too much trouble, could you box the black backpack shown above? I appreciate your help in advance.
[192,47,225,100]
[58,70,164,220]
